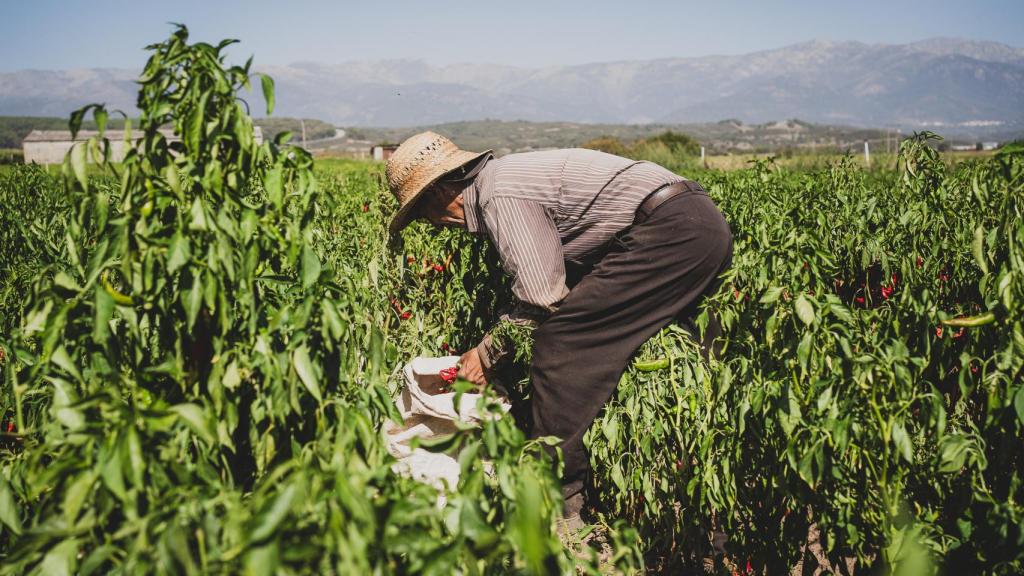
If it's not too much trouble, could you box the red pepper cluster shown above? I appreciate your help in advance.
[850,271,899,307]
[436,366,459,392]
[389,297,413,321]
[405,255,447,273]
[439,367,458,384]
[880,273,898,300]
[936,325,967,340]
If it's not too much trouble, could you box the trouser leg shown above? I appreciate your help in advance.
[529,192,733,498]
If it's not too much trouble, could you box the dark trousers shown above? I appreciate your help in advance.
[529,191,733,498]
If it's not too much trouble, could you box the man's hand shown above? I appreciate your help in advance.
[458,348,488,386]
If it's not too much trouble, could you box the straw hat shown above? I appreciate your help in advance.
[385,131,491,234]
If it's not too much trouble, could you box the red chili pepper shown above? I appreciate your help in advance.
[433,263,444,272]
[970,364,979,374]
[916,255,923,269]
[891,273,898,286]
[400,311,412,320]
[935,326,944,338]
[939,270,949,283]
[361,203,369,212]
[439,367,458,384]
[441,342,451,353]
[952,327,966,339]
[855,296,865,305]
[675,459,684,471]
[881,285,893,300]
[5,421,13,433]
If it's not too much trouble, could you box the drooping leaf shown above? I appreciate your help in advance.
[170,403,215,446]
[166,232,191,274]
[301,243,321,289]
[70,142,88,190]
[259,73,275,115]
[0,476,22,535]
[249,482,299,544]
[891,422,914,464]
[292,345,322,403]
[795,295,815,326]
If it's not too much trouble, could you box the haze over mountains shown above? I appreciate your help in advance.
[2,38,1022,137]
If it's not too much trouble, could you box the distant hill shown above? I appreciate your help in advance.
[1,38,1021,138]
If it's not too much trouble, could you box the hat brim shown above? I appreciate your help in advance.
[388,149,492,235]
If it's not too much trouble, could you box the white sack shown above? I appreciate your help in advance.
[384,356,511,495]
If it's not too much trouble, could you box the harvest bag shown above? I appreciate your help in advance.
[384,356,510,494]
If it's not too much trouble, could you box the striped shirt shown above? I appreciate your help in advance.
[463,148,683,316]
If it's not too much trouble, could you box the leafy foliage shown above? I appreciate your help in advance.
[0,26,635,575]
[2,26,1023,576]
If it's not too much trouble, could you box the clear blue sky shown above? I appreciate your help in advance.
[2,0,1021,72]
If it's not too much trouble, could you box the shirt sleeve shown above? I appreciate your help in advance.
[481,195,570,313]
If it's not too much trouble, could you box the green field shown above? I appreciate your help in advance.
[2,27,1024,575]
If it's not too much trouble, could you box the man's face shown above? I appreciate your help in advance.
[415,182,465,228]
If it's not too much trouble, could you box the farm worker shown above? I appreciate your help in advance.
[385,131,732,526]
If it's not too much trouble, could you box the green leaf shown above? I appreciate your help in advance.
[92,286,115,343]
[81,545,116,576]
[891,422,914,464]
[259,73,275,115]
[264,166,283,209]
[51,378,85,430]
[170,403,215,446]
[166,232,191,274]
[39,538,78,576]
[293,345,322,403]
[70,142,88,190]
[51,345,83,383]
[0,476,22,535]
[1013,386,1024,426]
[301,243,321,289]
[250,482,299,543]
[94,107,108,136]
[795,295,815,326]
[760,286,784,304]
[189,197,209,231]
[186,272,203,330]
[64,472,95,525]
[778,386,802,436]
[938,435,970,473]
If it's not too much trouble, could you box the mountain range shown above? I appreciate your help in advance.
[1,38,1022,136]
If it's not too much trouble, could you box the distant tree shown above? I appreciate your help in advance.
[643,131,700,155]
[580,136,630,157]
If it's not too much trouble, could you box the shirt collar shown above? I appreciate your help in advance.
[459,154,492,234]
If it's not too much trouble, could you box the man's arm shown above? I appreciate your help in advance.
[484,195,570,312]
[459,196,569,380]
